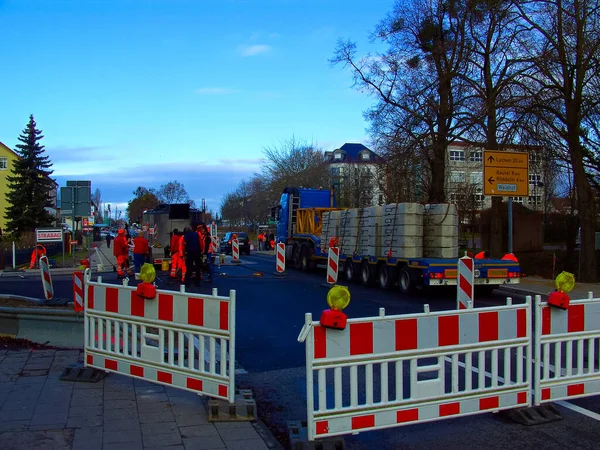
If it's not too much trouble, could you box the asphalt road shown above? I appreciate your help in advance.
[2,254,600,449]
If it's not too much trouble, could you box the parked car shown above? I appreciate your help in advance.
[220,232,250,255]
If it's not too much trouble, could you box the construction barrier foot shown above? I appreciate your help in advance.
[60,363,108,383]
[288,420,345,449]
[208,389,256,422]
[501,404,562,426]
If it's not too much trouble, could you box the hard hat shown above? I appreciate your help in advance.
[118,229,125,235]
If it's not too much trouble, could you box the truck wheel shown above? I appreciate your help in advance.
[399,267,417,295]
[292,244,301,268]
[378,264,396,290]
[345,259,356,281]
[299,244,313,272]
[361,260,375,287]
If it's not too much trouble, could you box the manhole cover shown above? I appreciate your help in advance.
[20,369,49,377]
[60,366,107,383]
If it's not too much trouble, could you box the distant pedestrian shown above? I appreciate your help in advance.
[106,232,113,248]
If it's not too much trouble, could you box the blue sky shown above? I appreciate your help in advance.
[0,0,391,216]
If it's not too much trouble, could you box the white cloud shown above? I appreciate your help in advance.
[195,87,238,95]
[239,44,271,57]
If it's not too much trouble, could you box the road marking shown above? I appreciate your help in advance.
[444,356,600,421]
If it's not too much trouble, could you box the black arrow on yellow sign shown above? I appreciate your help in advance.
[488,177,495,184]
[487,155,495,163]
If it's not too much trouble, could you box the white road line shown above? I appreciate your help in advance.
[556,401,600,421]
[444,356,600,421]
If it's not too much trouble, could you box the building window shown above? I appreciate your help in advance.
[361,152,370,160]
[330,167,343,177]
[529,174,541,185]
[0,157,7,170]
[529,153,537,163]
[529,195,542,206]
[450,171,466,183]
[469,150,482,162]
[334,152,343,160]
[510,197,524,204]
[449,150,465,161]
[473,193,485,203]
[469,171,483,184]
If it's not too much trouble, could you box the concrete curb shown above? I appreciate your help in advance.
[497,285,550,300]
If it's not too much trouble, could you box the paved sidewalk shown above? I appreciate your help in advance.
[498,276,600,300]
[0,349,279,450]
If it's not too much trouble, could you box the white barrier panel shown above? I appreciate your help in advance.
[83,270,236,402]
[534,292,600,405]
[457,256,474,310]
[232,239,240,261]
[327,247,339,284]
[276,243,285,273]
[39,255,54,300]
[298,298,531,440]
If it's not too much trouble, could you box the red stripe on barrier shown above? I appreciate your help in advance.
[350,323,373,355]
[459,274,472,299]
[157,371,172,384]
[315,421,329,435]
[43,270,52,284]
[86,355,93,365]
[542,307,551,335]
[517,391,528,404]
[159,294,173,321]
[463,258,473,271]
[567,383,584,396]
[439,402,460,417]
[479,311,499,342]
[541,388,551,400]
[88,285,95,309]
[568,305,585,333]
[188,298,204,326]
[186,378,203,391]
[479,396,499,410]
[396,408,419,423]
[218,385,228,398]
[517,308,527,338]
[106,287,119,313]
[219,301,229,331]
[395,318,417,351]
[314,326,327,359]
[131,291,145,317]
[352,414,375,430]
[105,359,118,371]
[458,301,467,310]
[130,365,144,377]
[438,315,459,346]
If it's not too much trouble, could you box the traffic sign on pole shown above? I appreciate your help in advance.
[483,151,529,197]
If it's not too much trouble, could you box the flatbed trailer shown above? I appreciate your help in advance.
[288,233,521,294]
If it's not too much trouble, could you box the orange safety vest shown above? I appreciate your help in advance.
[475,251,487,259]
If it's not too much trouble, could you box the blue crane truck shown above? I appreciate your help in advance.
[274,187,521,294]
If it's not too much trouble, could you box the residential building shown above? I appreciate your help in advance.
[0,141,20,232]
[445,141,546,213]
[324,143,386,207]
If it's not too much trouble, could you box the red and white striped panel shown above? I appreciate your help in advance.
[313,306,528,359]
[211,235,219,253]
[39,255,54,301]
[73,271,84,312]
[540,300,600,336]
[87,353,230,401]
[312,390,529,439]
[539,380,600,403]
[327,247,339,284]
[276,243,285,273]
[457,256,474,310]
[232,239,239,261]
[86,283,230,331]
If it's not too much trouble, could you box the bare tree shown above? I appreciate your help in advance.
[156,181,192,205]
[516,0,600,281]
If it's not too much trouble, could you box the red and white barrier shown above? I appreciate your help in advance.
[232,238,239,261]
[83,270,236,402]
[298,297,531,441]
[534,292,600,405]
[327,247,339,284]
[211,235,219,253]
[39,255,54,301]
[457,255,474,310]
[73,271,84,312]
[276,243,285,273]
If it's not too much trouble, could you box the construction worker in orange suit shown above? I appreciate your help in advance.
[502,253,519,262]
[132,233,149,273]
[169,229,180,278]
[475,250,490,259]
[30,244,47,269]
[178,230,186,282]
[113,229,129,278]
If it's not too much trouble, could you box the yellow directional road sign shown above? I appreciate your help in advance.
[483,151,529,196]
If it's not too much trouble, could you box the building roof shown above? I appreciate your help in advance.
[0,141,20,159]
[325,143,384,163]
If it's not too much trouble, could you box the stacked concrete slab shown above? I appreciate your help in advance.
[422,204,459,259]
[377,203,423,258]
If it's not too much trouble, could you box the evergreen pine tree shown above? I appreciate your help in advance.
[4,115,54,236]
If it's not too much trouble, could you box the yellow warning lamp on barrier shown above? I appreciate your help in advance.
[547,271,575,310]
[136,263,157,299]
[320,285,351,330]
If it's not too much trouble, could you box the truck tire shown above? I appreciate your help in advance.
[345,259,357,281]
[292,244,301,268]
[360,260,375,287]
[399,267,418,295]
[378,264,396,290]
[299,244,313,272]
